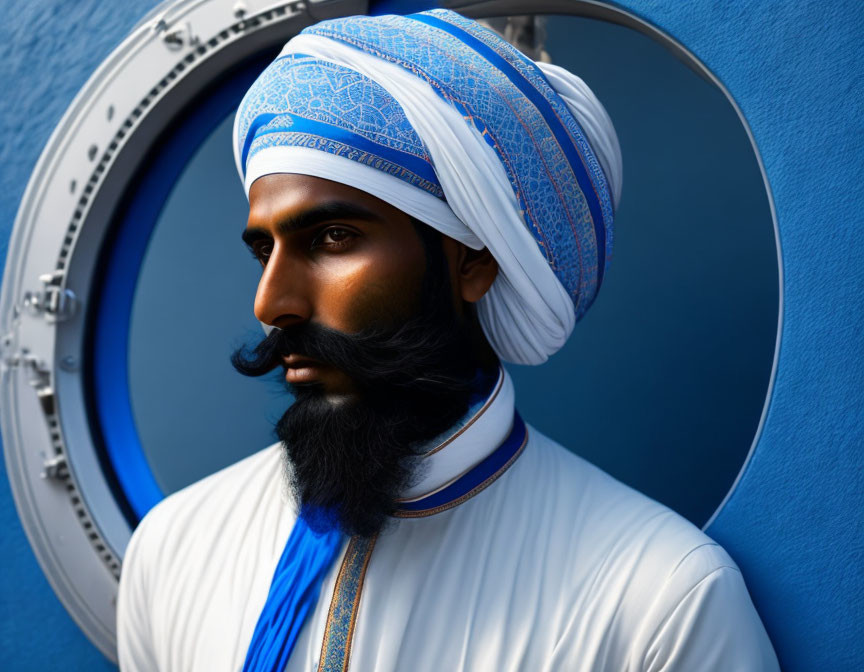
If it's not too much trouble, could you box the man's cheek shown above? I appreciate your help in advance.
[348,279,417,328]
[319,268,421,331]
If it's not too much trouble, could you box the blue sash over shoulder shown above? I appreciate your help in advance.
[241,511,342,672]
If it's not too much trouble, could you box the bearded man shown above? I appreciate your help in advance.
[117,9,779,671]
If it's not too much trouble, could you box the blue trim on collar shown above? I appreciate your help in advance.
[419,368,501,454]
[396,411,527,514]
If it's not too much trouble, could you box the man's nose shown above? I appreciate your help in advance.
[253,248,313,329]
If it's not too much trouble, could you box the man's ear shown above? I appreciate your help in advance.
[443,238,499,303]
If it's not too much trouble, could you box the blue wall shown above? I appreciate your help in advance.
[0,3,161,668]
[665,3,864,669]
[1,1,862,670]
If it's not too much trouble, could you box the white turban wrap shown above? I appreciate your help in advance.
[234,9,622,364]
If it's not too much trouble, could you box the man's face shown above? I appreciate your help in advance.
[237,173,486,536]
[244,173,430,397]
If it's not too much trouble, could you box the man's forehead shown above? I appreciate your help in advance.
[246,173,403,229]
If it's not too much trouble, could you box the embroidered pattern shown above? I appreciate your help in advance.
[236,55,444,198]
[253,132,443,197]
[303,10,614,318]
[317,535,377,672]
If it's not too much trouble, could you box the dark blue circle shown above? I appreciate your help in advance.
[89,56,275,521]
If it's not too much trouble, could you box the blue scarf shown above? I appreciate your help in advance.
[241,509,342,672]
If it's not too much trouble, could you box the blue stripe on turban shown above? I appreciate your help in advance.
[235,9,622,364]
[304,10,612,304]
[236,54,445,199]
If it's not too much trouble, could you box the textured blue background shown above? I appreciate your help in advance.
[1,1,862,670]
[0,4,162,668]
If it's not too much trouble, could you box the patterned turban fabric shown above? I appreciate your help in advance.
[234,9,622,365]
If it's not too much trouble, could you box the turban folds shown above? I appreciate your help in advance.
[234,9,622,364]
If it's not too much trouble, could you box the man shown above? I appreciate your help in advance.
[117,9,779,671]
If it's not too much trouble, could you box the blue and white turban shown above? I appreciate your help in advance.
[234,9,622,365]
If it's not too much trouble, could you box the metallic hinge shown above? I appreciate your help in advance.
[23,352,54,415]
[162,21,201,50]
[4,349,47,377]
[35,383,56,416]
[3,348,55,414]
[41,454,68,481]
[22,272,77,323]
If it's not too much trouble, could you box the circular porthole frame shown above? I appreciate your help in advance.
[0,0,368,660]
[0,0,781,662]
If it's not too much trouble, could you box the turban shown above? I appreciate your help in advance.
[234,9,622,365]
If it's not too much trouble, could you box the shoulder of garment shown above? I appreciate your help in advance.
[116,442,288,671]
[518,428,780,671]
[632,543,781,672]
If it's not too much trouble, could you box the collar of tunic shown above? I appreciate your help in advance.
[395,367,525,515]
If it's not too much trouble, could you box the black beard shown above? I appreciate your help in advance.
[231,226,492,537]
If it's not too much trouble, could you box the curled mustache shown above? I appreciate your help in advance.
[232,215,478,396]
[230,316,476,397]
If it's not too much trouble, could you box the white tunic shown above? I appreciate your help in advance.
[117,371,779,671]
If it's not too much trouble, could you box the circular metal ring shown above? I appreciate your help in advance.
[0,0,366,659]
[0,0,779,661]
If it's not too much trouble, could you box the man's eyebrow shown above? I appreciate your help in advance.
[243,200,383,245]
[241,228,269,248]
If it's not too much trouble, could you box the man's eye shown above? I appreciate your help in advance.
[313,227,356,248]
[250,242,273,264]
